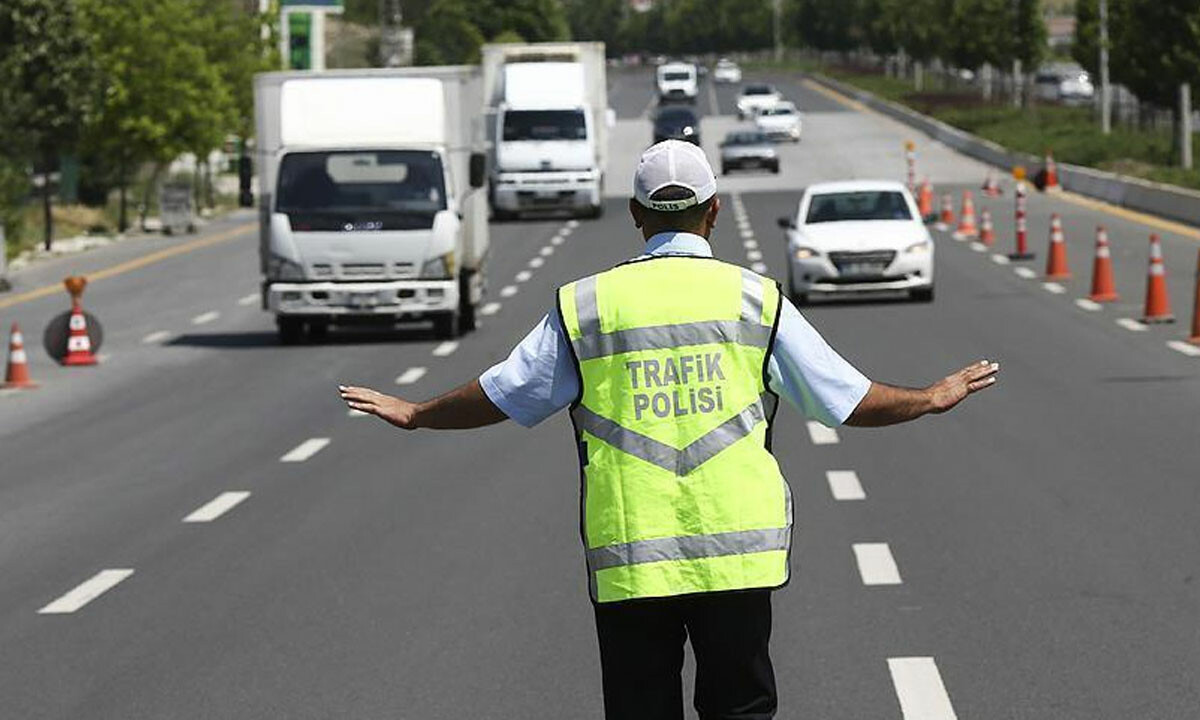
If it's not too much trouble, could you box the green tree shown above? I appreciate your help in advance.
[1011,0,1047,70]
[564,0,626,51]
[0,0,96,249]
[414,0,486,64]
[1072,0,1101,76]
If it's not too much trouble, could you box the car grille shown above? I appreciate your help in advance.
[829,250,896,277]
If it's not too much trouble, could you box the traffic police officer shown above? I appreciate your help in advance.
[340,140,1000,720]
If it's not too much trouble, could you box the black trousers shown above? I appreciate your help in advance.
[592,589,777,720]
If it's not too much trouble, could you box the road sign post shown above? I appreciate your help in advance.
[279,0,342,71]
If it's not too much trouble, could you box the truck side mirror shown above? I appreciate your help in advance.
[777,216,795,230]
[469,152,487,189]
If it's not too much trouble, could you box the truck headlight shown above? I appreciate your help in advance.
[905,240,932,255]
[793,247,819,260]
[421,252,456,280]
[267,253,306,281]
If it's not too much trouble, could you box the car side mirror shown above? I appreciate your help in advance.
[469,152,487,189]
[777,216,795,230]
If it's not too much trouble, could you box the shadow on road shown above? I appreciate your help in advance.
[168,325,440,349]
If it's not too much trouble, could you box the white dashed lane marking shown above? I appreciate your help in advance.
[852,543,902,585]
[747,250,763,261]
[395,367,427,385]
[1116,318,1148,332]
[969,242,987,252]
[39,569,134,615]
[552,235,565,246]
[887,657,959,720]
[566,220,579,229]
[480,302,502,316]
[540,246,554,256]
[805,421,839,445]
[432,341,459,357]
[1013,267,1037,279]
[1167,340,1200,356]
[1042,282,1066,294]
[348,408,368,417]
[191,311,220,325]
[739,228,754,239]
[516,270,533,283]
[500,285,518,298]
[750,262,768,274]
[183,491,251,523]
[529,257,545,268]
[237,293,259,306]
[991,254,1010,265]
[141,330,172,345]
[743,239,758,250]
[1074,298,1102,311]
[826,470,865,500]
[280,438,330,463]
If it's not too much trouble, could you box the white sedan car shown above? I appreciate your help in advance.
[736,83,782,119]
[713,59,742,84]
[778,181,934,303]
[754,101,801,142]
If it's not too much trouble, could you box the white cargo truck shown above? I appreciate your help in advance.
[482,42,610,219]
[254,67,489,342]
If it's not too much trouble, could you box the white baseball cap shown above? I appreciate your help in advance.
[633,140,717,212]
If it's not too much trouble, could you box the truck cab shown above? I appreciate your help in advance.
[656,62,698,103]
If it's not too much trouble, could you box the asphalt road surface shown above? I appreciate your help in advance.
[2,69,1199,719]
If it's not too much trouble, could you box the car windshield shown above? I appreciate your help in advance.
[743,85,773,95]
[805,191,912,224]
[762,106,795,116]
[725,132,768,145]
[276,150,446,230]
[503,109,587,141]
[664,71,692,81]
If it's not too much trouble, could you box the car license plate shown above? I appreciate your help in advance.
[347,292,378,308]
[840,262,884,278]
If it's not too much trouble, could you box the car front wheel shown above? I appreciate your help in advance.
[911,286,935,303]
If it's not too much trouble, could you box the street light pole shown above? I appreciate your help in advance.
[1099,0,1111,135]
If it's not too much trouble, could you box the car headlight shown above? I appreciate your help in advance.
[793,247,819,260]
[905,240,932,255]
[421,252,456,280]
[682,126,695,136]
[267,253,306,281]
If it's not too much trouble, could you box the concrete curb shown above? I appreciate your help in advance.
[806,72,1200,228]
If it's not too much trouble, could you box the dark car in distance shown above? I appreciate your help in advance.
[653,106,701,146]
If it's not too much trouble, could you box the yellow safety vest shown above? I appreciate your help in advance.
[557,256,792,603]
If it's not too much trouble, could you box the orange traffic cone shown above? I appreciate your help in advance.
[1142,234,1175,323]
[1188,249,1200,343]
[1088,226,1119,302]
[937,194,955,229]
[3,323,37,389]
[1043,149,1060,192]
[981,170,1002,197]
[955,191,978,239]
[918,179,934,221]
[1044,214,1071,280]
[979,208,995,246]
[63,300,99,365]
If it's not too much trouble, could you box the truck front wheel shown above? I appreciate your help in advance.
[459,273,477,333]
[433,310,462,339]
[277,317,304,345]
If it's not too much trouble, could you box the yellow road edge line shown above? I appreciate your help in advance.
[0,222,255,311]
[803,77,1200,241]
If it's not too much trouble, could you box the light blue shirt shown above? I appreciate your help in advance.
[480,232,872,428]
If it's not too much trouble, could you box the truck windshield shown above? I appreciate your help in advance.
[805,191,912,224]
[503,110,587,141]
[663,71,692,81]
[276,150,446,231]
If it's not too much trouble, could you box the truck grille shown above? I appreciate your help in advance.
[342,263,387,277]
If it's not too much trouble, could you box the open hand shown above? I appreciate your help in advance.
[927,360,1000,414]
[339,385,420,429]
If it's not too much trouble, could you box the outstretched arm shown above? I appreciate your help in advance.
[339,379,508,430]
[844,360,1000,427]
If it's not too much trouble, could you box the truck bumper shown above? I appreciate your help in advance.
[492,173,601,213]
[266,279,459,318]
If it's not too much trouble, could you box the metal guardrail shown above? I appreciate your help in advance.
[807,72,1200,229]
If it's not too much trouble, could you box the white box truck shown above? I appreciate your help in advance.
[482,42,610,219]
[254,67,489,342]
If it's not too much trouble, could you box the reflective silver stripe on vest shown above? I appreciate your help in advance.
[572,394,769,476]
[572,320,771,361]
[569,267,770,361]
[587,526,790,572]
[574,275,600,337]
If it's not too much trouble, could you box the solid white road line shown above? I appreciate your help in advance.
[747,250,763,261]
[141,330,172,345]
[237,292,259,306]
[191,310,220,325]
[805,421,839,445]
[1013,267,1037,279]
[529,257,545,268]
[751,262,768,274]
[516,270,533,282]
[1043,282,1066,294]
[183,491,251,523]
[887,657,959,720]
[540,246,554,256]
[432,341,459,357]
[826,470,865,501]
[480,302,502,316]
[39,569,134,614]
[500,285,518,298]
[280,438,330,463]
[1074,298,1102,311]
[395,367,427,385]
[991,254,1011,265]
[852,543,902,585]
[1116,318,1148,332]
[1167,340,1200,356]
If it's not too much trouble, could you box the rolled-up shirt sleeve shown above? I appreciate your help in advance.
[479,312,580,427]
[767,298,871,427]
